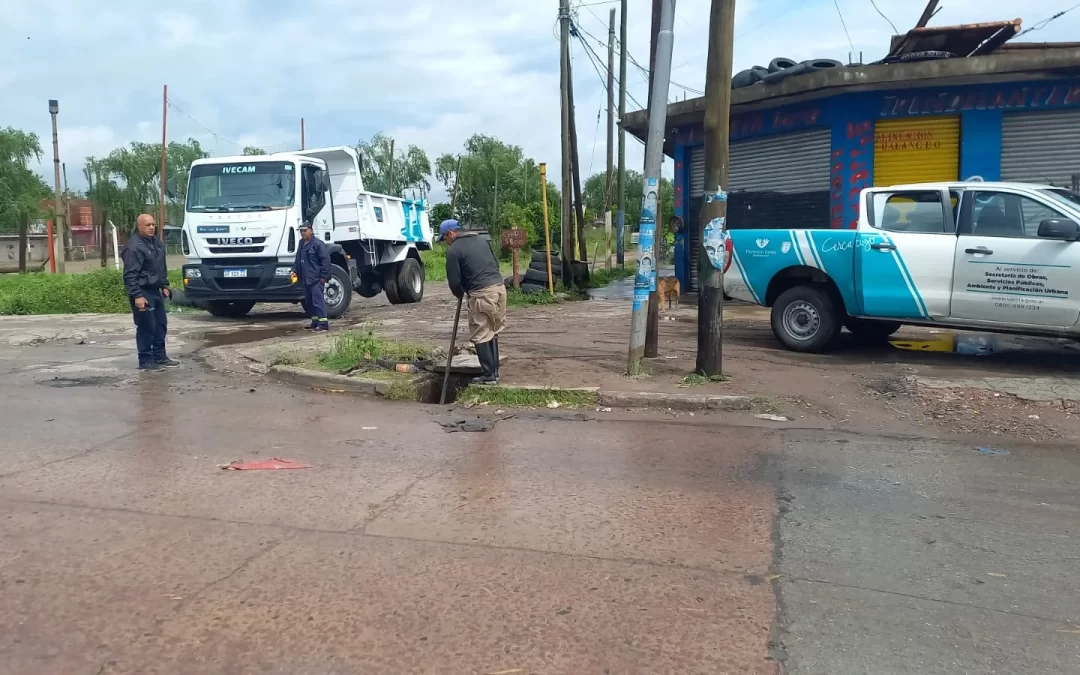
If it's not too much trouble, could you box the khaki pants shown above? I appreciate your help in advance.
[466,284,507,344]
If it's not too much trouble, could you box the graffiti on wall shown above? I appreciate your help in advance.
[830,121,874,230]
[731,107,821,140]
[880,84,1080,118]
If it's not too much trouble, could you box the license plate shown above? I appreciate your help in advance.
[223,269,247,278]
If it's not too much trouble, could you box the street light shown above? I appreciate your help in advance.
[48,99,65,273]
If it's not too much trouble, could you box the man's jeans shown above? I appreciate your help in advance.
[130,289,167,366]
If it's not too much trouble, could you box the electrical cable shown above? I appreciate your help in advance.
[165,98,242,151]
[832,0,857,56]
[1017,2,1080,37]
[869,0,899,35]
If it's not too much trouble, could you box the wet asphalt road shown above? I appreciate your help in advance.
[0,332,1078,674]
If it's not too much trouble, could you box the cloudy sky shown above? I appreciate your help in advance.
[4,0,1077,200]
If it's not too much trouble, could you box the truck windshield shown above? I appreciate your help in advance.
[187,161,296,212]
[1040,188,1080,209]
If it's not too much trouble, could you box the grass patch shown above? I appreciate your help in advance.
[582,265,634,289]
[269,351,308,367]
[506,287,561,307]
[457,385,597,409]
[315,330,432,372]
[354,368,419,401]
[680,372,731,387]
[0,269,185,315]
[422,243,516,284]
[752,396,784,415]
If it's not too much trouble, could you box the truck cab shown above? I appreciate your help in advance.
[723,181,1080,352]
[180,147,430,319]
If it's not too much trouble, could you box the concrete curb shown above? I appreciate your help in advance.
[269,365,393,396]
[597,391,753,411]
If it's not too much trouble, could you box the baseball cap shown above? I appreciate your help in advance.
[437,219,461,241]
[299,221,312,231]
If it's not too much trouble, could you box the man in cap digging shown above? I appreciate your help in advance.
[291,221,332,331]
[439,219,506,385]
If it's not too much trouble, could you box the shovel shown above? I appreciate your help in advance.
[439,296,464,405]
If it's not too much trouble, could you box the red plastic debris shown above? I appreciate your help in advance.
[223,457,311,471]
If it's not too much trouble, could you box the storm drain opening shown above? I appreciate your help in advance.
[415,370,475,404]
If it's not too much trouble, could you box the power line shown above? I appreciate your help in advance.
[1017,2,1080,37]
[869,0,899,35]
[165,98,242,151]
[573,28,644,110]
[832,0,857,56]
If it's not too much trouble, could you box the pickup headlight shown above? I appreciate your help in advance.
[184,268,201,279]
[274,267,293,277]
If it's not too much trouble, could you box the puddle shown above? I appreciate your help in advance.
[45,375,123,388]
[199,325,301,348]
[890,333,999,356]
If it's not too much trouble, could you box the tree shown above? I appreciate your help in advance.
[86,138,208,231]
[582,169,673,233]
[429,202,453,226]
[242,146,266,155]
[356,133,431,198]
[0,127,51,234]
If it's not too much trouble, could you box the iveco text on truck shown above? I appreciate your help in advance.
[720,181,1080,352]
[178,146,431,318]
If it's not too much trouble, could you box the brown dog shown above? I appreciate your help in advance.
[657,276,680,312]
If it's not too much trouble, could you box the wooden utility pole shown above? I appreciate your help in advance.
[644,0,663,358]
[159,84,168,240]
[567,58,587,262]
[616,0,628,267]
[696,0,736,376]
[605,8,616,271]
[559,0,574,286]
[48,99,65,273]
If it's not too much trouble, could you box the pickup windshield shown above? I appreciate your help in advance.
[1040,188,1080,209]
[187,161,296,212]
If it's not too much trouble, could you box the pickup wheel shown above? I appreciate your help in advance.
[771,285,840,353]
[207,300,256,319]
[324,264,352,319]
[845,318,902,344]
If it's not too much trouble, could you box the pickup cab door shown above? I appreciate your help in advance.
[854,188,958,320]
[951,188,1080,327]
[301,163,334,244]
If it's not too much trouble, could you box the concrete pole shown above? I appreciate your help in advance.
[644,0,663,359]
[159,85,168,241]
[696,0,736,376]
[616,0,628,267]
[559,0,574,286]
[627,0,676,375]
[605,8,616,271]
[48,100,65,273]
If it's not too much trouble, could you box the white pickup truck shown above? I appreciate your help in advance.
[722,181,1080,352]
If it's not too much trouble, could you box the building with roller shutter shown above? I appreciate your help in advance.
[623,39,1080,294]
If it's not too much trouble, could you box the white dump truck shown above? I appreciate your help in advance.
[177,146,431,318]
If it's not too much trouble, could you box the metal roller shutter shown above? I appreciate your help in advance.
[873,116,960,187]
[1001,110,1080,187]
[686,129,831,291]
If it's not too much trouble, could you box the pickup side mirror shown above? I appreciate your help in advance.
[1037,218,1080,240]
[165,177,178,200]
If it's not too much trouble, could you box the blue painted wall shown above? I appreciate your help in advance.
[672,77,1080,290]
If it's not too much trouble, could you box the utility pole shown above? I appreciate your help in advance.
[300,118,305,150]
[696,0,736,376]
[18,212,28,273]
[627,0,676,374]
[644,0,663,358]
[605,8,616,271]
[388,138,396,196]
[559,0,574,286]
[449,155,463,217]
[62,162,72,255]
[159,84,168,241]
[48,99,65,273]
[567,57,587,262]
[616,0,628,267]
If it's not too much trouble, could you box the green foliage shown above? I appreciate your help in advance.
[680,372,730,387]
[316,330,431,372]
[0,127,51,234]
[242,146,266,155]
[86,138,208,232]
[420,245,448,281]
[506,287,560,307]
[429,202,453,225]
[0,268,183,315]
[456,385,597,409]
[582,170,674,234]
[356,132,432,198]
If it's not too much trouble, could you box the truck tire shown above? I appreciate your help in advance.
[529,260,560,275]
[324,264,352,319]
[771,285,840,353]
[524,268,553,285]
[207,300,256,319]
[845,318,901,344]
[356,274,382,298]
[389,258,424,304]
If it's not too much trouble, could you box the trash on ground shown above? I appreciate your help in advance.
[362,426,378,430]
[439,416,493,433]
[755,414,791,422]
[546,400,561,409]
[975,446,1010,456]
[222,457,312,470]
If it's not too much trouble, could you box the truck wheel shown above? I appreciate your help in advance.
[324,264,352,319]
[356,274,382,299]
[207,300,256,319]
[391,258,424,304]
[845,318,901,344]
[771,285,839,353]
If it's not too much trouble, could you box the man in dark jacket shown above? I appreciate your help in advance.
[292,222,332,331]
[439,219,506,384]
[121,213,177,371]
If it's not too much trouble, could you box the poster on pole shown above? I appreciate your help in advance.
[633,178,660,311]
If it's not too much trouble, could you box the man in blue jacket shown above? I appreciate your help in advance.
[122,213,178,371]
[292,222,332,331]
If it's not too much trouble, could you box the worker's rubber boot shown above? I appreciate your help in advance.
[492,337,500,380]
[471,341,498,385]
